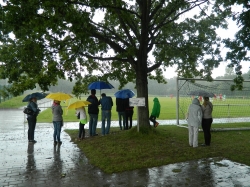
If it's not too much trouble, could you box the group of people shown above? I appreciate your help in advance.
[26,97,65,145]
[187,96,213,148]
[26,90,162,145]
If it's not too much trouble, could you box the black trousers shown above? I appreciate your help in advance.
[78,122,85,139]
[125,110,134,129]
[202,118,213,146]
[27,116,37,141]
[149,115,157,126]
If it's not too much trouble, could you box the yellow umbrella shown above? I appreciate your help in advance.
[45,92,73,101]
[67,100,91,109]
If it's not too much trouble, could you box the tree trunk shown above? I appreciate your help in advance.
[135,0,150,128]
[136,63,150,128]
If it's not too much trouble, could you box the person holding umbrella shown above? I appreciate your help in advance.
[86,89,100,136]
[124,98,134,129]
[52,100,63,146]
[201,97,213,146]
[75,106,88,141]
[114,89,135,130]
[116,98,126,130]
[99,93,113,135]
[26,97,40,143]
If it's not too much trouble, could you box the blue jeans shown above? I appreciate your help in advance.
[118,112,126,130]
[89,114,98,136]
[27,116,37,141]
[53,121,62,142]
[101,110,111,135]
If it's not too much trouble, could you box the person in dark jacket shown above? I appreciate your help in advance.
[149,97,161,127]
[52,100,63,146]
[99,93,113,135]
[27,97,40,143]
[86,89,100,136]
[124,98,134,129]
[116,98,126,130]
[201,97,213,146]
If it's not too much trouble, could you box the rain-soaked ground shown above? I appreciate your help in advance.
[1,100,250,186]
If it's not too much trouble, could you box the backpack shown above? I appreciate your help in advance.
[23,107,34,115]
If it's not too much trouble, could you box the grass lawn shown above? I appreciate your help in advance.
[2,94,250,123]
[65,125,250,173]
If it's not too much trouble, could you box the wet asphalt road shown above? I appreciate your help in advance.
[1,106,250,186]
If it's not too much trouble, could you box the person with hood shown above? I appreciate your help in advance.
[149,97,161,127]
[201,97,213,146]
[75,106,87,141]
[27,97,40,143]
[186,98,202,148]
[52,100,63,146]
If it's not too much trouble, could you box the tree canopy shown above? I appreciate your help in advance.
[0,0,231,127]
[217,0,250,90]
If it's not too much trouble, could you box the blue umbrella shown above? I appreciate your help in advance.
[88,81,114,90]
[114,89,135,99]
[88,81,114,95]
[22,92,47,102]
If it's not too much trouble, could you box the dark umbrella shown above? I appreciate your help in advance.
[114,89,135,99]
[88,81,114,95]
[22,92,48,102]
[187,90,215,98]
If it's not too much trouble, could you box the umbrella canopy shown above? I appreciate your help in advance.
[45,92,73,101]
[187,90,215,98]
[114,89,135,99]
[67,100,91,109]
[88,81,114,90]
[22,92,47,102]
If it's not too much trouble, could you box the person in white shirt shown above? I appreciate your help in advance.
[76,107,87,141]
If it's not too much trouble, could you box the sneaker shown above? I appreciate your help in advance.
[58,141,62,145]
[29,140,37,143]
[54,141,57,146]
[155,122,159,127]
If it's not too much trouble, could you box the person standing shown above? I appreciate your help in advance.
[27,97,40,143]
[87,89,100,136]
[76,106,87,141]
[116,98,126,130]
[52,100,63,146]
[124,98,134,129]
[99,93,113,135]
[186,98,202,148]
[149,97,161,127]
[201,97,213,146]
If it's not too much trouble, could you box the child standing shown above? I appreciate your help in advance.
[76,106,87,141]
[149,97,161,127]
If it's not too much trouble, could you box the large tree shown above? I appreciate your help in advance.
[217,0,250,90]
[0,0,227,127]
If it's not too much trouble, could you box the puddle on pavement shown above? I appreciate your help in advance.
[1,109,250,186]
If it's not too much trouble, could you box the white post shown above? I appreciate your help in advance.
[137,106,139,132]
[176,77,179,125]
